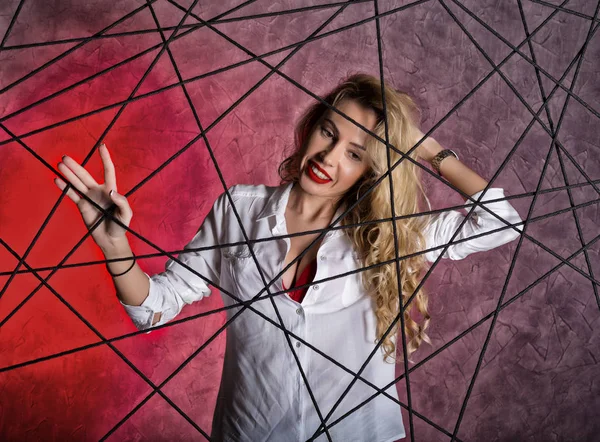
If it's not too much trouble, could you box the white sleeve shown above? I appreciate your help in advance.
[422,187,523,262]
[119,189,229,331]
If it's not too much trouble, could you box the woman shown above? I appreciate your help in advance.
[53,73,522,441]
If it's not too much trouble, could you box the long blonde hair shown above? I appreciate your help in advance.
[279,73,433,363]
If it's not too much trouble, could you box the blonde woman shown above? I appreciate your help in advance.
[54,73,522,441]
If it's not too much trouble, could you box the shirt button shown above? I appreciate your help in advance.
[296,308,302,315]
[313,284,319,290]
[320,256,326,261]
[295,342,301,348]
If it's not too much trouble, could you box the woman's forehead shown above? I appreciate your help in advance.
[324,108,378,142]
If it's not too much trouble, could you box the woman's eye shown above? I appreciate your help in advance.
[349,152,361,161]
[321,127,333,138]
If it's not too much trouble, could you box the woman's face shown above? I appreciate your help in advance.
[299,98,378,201]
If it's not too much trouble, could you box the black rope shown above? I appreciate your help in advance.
[530,0,600,21]
[0,1,160,95]
[443,0,600,439]
[312,8,600,437]
[0,0,258,309]
[2,0,586,287]
[1,0,597,441]
[516,0,599,341]
[314,226,600,436]
[140,1,347,440]
[310,0,600,437]
[4,0,587,384]
[312,0,418,439]
[1,181,599,280]
[0,0,376,125]
[0,1,375,52]
[0,0,25,48]
[0,0,592,398]
[0,1,259,441]
[3,188,600,379]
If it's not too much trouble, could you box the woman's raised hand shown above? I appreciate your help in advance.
[53,144,133,252]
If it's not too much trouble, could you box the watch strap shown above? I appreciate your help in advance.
[431,149,459,175]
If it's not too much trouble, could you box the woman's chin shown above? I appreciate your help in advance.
[300,178,341,200]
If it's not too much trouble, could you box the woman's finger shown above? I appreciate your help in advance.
[99,144,117,190]
[58,158,89,193]
[62,155,99,188]
[109,189,132,220]
[57,161,89,196]
[54,177,81,204]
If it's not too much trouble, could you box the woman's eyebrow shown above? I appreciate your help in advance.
[323,117,366,151]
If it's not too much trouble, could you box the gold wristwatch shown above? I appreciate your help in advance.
[431,149,459,175]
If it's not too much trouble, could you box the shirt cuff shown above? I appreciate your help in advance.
[468,187,506,210]
[469,188,523,232]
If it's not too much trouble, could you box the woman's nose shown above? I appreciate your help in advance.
[321,142,343,165]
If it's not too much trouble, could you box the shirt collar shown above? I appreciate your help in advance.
[256,182,346,240]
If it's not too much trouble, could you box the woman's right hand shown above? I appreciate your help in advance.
[53,143,133,252]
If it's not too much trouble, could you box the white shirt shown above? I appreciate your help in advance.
[120,182,522,442]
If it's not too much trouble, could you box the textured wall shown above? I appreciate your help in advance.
[0,0,599,441]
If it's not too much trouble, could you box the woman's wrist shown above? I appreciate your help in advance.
[425,145,444,163]
[422,142,444,164]
[413,130,444,163]
[431,149,460,175]
[102,240,136,276]
[106,253,136,277]
[101,238,131,257]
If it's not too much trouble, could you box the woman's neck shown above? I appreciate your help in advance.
[287,182,339,223]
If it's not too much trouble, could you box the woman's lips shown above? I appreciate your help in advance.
[310,160,332,180]
[306,160,332,184]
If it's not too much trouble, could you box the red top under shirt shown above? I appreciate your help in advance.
[282,258,318,303]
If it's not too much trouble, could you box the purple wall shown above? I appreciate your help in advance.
[0,0,598,441]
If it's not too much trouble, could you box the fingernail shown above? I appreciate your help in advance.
[62,155,66,159]
[109,190,114,197]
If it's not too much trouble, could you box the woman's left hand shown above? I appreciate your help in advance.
[412,128,444,163]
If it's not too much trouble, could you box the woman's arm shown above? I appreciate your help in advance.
[120,189,229,330]
[415,130,488,196]
[414,130,523,262]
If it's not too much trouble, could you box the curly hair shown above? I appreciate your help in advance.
[278,72,433,363]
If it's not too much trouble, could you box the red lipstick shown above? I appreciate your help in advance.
[306,160,332,184]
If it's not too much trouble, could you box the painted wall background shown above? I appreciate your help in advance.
[0,0,599,441]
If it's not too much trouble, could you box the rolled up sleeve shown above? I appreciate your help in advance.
[120,189,230,331]
[422,187,523,262]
